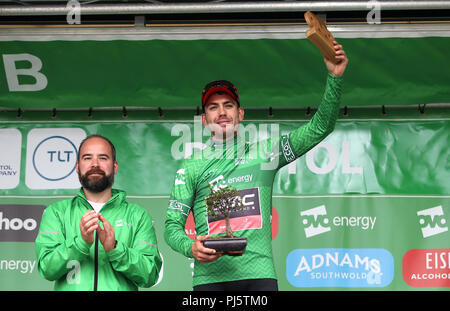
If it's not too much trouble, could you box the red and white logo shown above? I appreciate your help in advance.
[207,187,262,235]
[403,249,450,287]
[185,205,279,240]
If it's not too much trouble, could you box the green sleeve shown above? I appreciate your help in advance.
[35,204,91,281]
[164,161,196,258]
[278,73,343,167]
[107,208,162,288]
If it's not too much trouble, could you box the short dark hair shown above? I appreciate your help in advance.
[77,134,116,162]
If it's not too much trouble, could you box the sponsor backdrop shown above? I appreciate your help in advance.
[0,118,449,290]
[0,31,449,290]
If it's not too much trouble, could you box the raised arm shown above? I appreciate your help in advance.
[277,41,348,168]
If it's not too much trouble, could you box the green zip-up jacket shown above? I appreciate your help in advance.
[35,188,162,291]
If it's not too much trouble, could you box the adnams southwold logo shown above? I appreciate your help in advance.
[25,128,86,189]
[300,205,376,238]
[417,205,448,238]
[286,248,394,287]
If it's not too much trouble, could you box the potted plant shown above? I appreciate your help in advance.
[203,185,247,256]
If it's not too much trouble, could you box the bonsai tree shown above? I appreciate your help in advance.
[205,185,244,238]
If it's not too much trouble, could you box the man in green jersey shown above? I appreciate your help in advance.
[165,41,348,290]
[36,135,162,290]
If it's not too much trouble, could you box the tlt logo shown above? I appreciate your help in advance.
[32,136,78,181]
[417,206,448,238]
[300,205,331,238]
[47,150,74,163]
[26,128,86,189]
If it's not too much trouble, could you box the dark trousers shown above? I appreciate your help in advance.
[193,278,278,291]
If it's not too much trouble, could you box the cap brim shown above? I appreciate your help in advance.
[202,86,237,106]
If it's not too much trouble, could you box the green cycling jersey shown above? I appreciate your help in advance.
[164,73,343,287]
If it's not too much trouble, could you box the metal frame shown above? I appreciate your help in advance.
[2,1,450,16]
[2,22,450,41]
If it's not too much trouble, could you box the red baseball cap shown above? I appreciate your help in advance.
[201,80,240,107]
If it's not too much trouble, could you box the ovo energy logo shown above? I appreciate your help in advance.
[300,205,331,237]
[26,128,86,189]
[300,205,376,238]
[417,206,448,238]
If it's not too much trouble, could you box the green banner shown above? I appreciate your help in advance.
[0,117,449,290]
[1,37,449,109]
[1,119,448,196]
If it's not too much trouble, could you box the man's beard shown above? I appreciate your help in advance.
[78,167,114,193]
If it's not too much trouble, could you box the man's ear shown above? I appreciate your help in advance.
[201,113,208,126]
[238,107,245,122]
[113,161,118,174]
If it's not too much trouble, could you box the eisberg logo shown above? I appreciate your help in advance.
[300,205,376,238]
[0,205,46,242]
[417,206,448,238]
[26,128,86,189]
[403,249,450,287]
[286,248,394,287]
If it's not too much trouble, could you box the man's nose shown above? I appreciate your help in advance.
[218,104,226,115]
[90,157,99,167]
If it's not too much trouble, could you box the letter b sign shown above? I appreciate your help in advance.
[3,53,48,91]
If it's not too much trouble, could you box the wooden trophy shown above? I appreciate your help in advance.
[304,11,339,64]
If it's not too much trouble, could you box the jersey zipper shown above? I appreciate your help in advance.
[94,232,99,291]
[76,190,121,291]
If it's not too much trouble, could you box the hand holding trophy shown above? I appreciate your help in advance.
[305,11,349,77]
